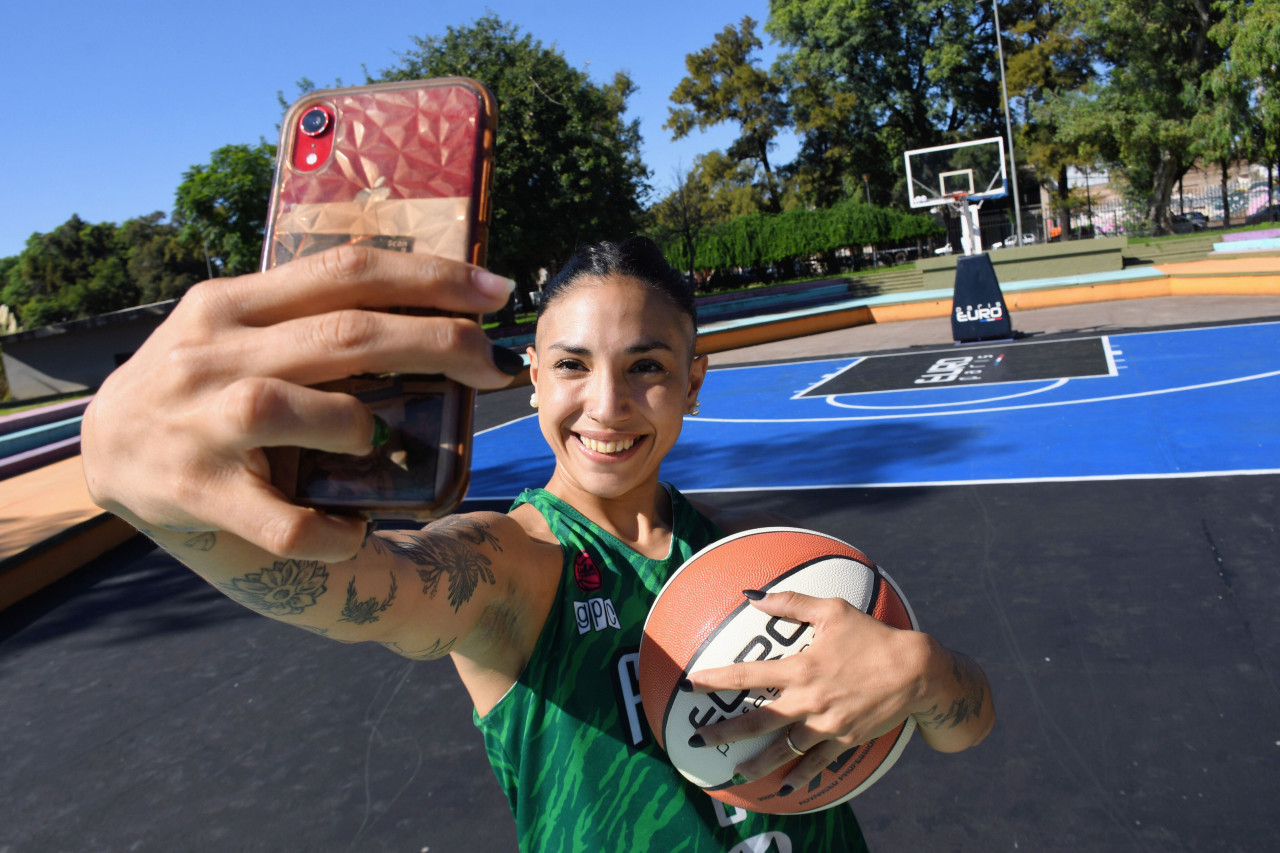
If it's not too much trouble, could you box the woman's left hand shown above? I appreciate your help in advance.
[683,590,993,792]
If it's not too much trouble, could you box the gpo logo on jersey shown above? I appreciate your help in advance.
[575,597,620,634]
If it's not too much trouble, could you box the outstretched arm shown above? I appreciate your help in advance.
[80,246,532,655]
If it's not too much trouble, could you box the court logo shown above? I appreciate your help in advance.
[954,302,1004,323]
[574,550,604,592]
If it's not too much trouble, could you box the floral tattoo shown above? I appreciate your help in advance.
[220,560,329,617]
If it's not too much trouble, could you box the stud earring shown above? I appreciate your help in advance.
[529,391,539,409]
[689,400,701,417]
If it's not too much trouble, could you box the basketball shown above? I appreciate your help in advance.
[637,527,919,814]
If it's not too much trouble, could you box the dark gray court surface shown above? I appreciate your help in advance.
[4,305,1279,852]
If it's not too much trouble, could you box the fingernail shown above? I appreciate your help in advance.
[491,345,527,376]
[688,733,706,748]
[473,269,516,299]
[371,415,390,447]
[677,678,694,692]
[777,783,794,797]
[743,589,766,601]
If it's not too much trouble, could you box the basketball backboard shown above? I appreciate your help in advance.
[904,137,1008,209]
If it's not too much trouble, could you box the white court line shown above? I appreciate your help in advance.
[476,412,537,436]
[677,468,1280,492]
[695,368,1280,423]
[822,378,1068,410]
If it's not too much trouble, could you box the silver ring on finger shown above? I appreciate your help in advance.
[783,725,806,758]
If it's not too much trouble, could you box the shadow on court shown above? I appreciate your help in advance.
[3,318,1279,850]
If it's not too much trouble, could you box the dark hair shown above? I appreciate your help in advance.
[538,237,697,339]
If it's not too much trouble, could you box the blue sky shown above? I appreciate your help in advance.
[0,0,798,259]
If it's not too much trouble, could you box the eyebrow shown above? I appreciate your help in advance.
[548,338,677,356]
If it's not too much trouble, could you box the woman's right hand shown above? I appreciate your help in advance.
[81,245,519,562]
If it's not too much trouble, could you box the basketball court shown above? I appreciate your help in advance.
[3,296,1279,851]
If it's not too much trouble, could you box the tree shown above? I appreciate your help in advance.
[1001,0,1095,237]
[374,16,649,296]
[649,166,718,284]
[119,212,208,304]
[768,0,1006,210]
[1,215,134,327]
[1042,0,1226,233]
[1207,0,1280,221]
[666,17,789,211]
[172,141,277,277]
[0,212,205,330]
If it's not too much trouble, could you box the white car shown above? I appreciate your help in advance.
[1000,233,1036,248]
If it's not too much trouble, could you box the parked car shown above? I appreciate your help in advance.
[1245,204,1280,225]
[997,233,1036,248]
[1171,212,1209,233]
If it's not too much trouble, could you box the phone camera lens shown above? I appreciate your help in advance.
[299,107,330,137]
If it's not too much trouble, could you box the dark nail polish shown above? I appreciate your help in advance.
[491,345,527,376]
[743,589,767,601]
[777,784,794,797]
[688,733,706,748]
[371,415,390,447]
[677,678,694,692]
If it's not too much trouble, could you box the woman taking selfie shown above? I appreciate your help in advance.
[83,237,993,851]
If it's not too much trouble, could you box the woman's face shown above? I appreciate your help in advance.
[528,274,706,503]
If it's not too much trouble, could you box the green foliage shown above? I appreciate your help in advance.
[0,213,204,330]
[767,0,1005,210]
[1001,0,1095,226]
[1039,0,1227,231]
[655,201,943,275]
[1206,0,1280,175]
[172,141,277,277]
[373,15,648,288]
[667,17,788,211]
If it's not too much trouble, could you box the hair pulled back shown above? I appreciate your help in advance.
[538,237,697,340]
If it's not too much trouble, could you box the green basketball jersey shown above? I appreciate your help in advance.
[474,485,870,852]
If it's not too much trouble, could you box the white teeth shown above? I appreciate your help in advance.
[580,436,637,454]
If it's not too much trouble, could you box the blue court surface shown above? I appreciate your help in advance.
[470,319,1280,497]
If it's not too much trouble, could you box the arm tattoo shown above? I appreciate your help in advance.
[389,518,500,612]
[219,559,329,617]
[426,515,503,552]
[382,637,457,661]
[339,573,397,625]
[917,654,987,731]
[184,532,217,551]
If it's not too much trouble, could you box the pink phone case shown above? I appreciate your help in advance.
[262,78,496,520]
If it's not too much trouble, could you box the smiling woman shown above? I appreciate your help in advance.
[80,236,993,852]
[525,239,707,527]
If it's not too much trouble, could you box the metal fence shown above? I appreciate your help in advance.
[1050,183,1278,237]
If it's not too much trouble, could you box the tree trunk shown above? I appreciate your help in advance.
[1220,159,1232,228]
[1056,164,1071,240]
[1147,152,1179,235]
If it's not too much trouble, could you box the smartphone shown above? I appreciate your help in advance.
[261,78,497,521]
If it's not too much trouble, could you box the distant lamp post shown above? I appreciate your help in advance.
[862,173,872,205]
[993,0,1023,241]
